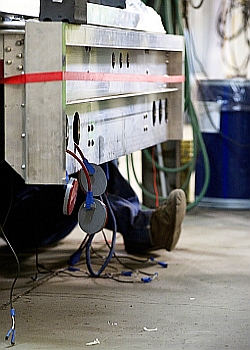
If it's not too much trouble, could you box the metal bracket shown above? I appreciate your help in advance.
[39,0,88,24]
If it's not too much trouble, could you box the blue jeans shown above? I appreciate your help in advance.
[104,161,153,253]
[0,160,153,252]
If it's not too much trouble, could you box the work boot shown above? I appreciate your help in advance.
[150,189,186,251]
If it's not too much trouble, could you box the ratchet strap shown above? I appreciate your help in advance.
[0,71,185,85]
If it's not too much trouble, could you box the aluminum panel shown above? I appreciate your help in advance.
[66,92,174,173]
[65,24,183,51]
[2,22,184,184]
[24,22,65,184]
[4,33,25,178]
[66,46,169,102]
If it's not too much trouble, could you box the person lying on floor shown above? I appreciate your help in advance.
[0,160,186,254]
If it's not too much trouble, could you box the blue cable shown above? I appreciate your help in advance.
[141,272,158,283]
[5,308,16,345]
[64,171,69,189]
[86,193,116,277]
[85,191,94,210]
[68,249,83,266]
[68,235,88,266]
[83,159,95,175]
[149,256,168,268]
[121,271,133,276]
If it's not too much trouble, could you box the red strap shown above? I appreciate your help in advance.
[0,71,63,84]
[0,71,184,85]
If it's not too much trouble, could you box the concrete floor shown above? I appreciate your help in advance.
[0,207,249,350]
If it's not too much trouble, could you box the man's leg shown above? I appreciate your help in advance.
[150,189,186,251]
[104,161,153,252]
[105,161,186,254]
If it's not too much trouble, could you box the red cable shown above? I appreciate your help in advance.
[66,149,92,191]
[74,142,85,162]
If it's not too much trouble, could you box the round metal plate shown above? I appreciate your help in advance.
[63,178,79,215]
[78,198,107,235]
[78,164,107,196]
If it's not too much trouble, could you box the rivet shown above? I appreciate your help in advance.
[21,164,26,169]
[16,40,24,46]
[6,60,12,65]
[21,133,26,138]
[5,46,11,52]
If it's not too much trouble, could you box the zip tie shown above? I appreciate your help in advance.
[86,338,100,346]
[143,326,158,332]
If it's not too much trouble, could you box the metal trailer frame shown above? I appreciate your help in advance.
[1,9,184,185]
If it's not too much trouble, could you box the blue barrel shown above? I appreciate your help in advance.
[195,79,250,209]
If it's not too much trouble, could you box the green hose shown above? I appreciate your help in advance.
[134,0,211,211]
[163,0,174,34]
[142,148,193,173]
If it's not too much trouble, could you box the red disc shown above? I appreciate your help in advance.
[63,178,79,215]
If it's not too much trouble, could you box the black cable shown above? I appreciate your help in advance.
[184,1,250,147]
[188,0,205,10]
[216,0,250,77]
[101,230,162,279]
[217,3,245,41]
[1,226,19,345]
[0,166,19,345]
[0,228,20,309]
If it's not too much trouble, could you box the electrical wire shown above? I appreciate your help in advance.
[216,0,250,76]
[66,149,92,191]
[0,166,20,345]
[143,148,193,173]
[85,192,116,277]
[217,1,245,41]
[74,142,85,163]
[66,147,115,276]
[188,0,205,10]
[144,0,210,210]
[0,228,20,310]
[140,0,208,207]
[101,231,165,284]
[130,153,167,202]
[1,228,19,345]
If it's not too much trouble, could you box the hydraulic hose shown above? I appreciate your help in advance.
[135,0,211,211]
